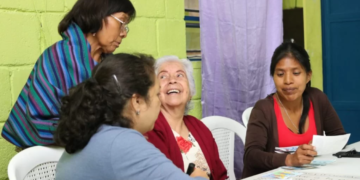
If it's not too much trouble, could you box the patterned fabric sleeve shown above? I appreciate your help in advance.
[1,23,97,147]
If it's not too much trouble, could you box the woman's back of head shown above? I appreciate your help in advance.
[54,53,155,153]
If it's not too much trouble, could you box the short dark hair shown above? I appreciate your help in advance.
[270,41,312,134]
[54,53,155,153]
[58,0,136,35]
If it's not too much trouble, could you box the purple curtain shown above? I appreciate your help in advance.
[200,0,283,178]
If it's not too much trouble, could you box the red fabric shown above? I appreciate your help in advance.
[176,136,192,153]
[273,97,317,147]
[145,112,228,180]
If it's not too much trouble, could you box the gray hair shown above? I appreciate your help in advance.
[155,55,196,115]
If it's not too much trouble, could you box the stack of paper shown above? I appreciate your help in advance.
[280,160,337,170]
[275,146,298,154]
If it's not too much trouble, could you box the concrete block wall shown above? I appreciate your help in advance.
[0,0,190,179]
[189,61,202,119]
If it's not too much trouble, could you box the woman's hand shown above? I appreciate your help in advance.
[190,168,209,179]
[285,144,317,166]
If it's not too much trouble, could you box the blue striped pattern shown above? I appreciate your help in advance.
[1,23,97,147]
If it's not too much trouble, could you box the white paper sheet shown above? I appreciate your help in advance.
[312,134,351,155]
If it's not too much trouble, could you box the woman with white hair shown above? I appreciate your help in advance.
[146,56,227,180]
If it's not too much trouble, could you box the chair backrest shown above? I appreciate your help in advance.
[242,107,253,128]
[8,146,65,180]
[201,116,246,180]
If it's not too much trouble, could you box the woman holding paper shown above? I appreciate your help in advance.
[242,42,346,178]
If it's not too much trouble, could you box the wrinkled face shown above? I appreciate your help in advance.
[95,12,129,53]
[136,77,161,134]
[157,61,191,109]
[273,57,312,102]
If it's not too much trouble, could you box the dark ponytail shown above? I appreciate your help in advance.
[270,41,312,134]
[299,90,310,134]
[54,53,155,153]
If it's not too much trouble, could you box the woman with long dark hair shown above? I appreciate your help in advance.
[242,42,346,178]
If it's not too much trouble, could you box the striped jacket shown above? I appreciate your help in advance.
[1,23,97,147]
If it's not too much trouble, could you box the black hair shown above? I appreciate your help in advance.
[270,41,312,134]
[54,53,155,153]
[58,0,136,35]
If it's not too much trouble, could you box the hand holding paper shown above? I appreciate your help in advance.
[312,134,351,155]
[285,144,317,166]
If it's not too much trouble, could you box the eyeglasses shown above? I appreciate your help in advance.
[111,15,129,34]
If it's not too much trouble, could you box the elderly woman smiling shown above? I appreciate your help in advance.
[146,56,227,180]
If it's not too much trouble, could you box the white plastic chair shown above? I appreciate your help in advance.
[241,107,253,128]
[8,146,65,180]
[201,116,246,180]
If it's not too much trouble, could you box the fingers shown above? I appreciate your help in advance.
[300,144,316,151]
[289,144,318,166]
[305,149,317,157]
[293,153,314,165]
[298,154,314,164]
[292,144,317,166]
[190,168,209,179]
[299,144,317,157]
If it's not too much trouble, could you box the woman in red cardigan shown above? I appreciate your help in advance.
[146,56,227,180]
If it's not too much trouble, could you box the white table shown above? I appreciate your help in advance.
[243,141,360,179]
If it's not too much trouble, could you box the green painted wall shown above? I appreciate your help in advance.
[0,0,323,178]
[283,0,323,90]
[188,61,202,118]
[283,0,303,9]
[0,0,186,179]
[303,0,323,90]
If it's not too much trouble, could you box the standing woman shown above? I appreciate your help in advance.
[1,0,136,148]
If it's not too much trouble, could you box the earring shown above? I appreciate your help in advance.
[135,110,140,115]
[92,33,96,37]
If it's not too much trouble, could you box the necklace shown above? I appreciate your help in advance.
[276,93,303,134]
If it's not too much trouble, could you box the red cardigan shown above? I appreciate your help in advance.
[146,112,228,180]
